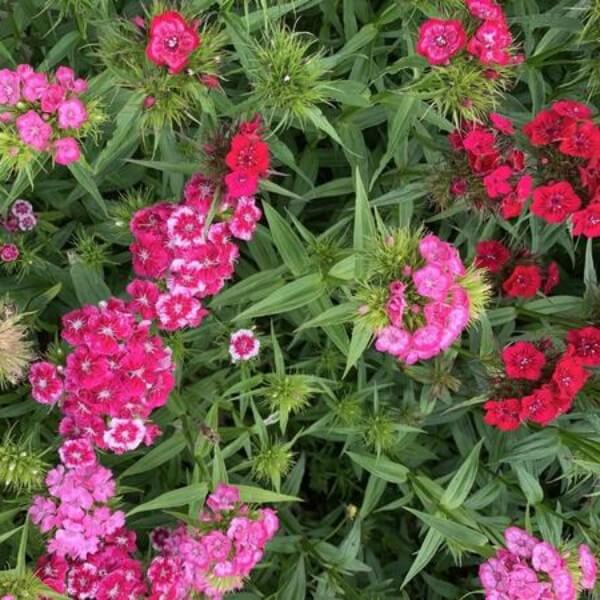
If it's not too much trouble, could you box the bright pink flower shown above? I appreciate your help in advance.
[0,69,20,105]
[484,165,513,198]
[55,66,75,89]
[416,19,467,65]
[40,83,66,113]
[54,137,81,165]
[155,291,208,331]
[489,113,515,135]
[167,205,205,248]
[225,133,270,178]
[21,71,48,102]
[0,243,19,263]
[411,324,443,360]
[207,484,240,512]
[126,279,160,319]
[578,544,598,590]
[375,326,411,358]
[103,418,146,454]
[224,170,259,198]
[465,0,504,20]
[467,21,513,66]
[504,527,538,559]
[229,196,262,241]
[59,438,97,468]
[413,264,452,300]
[29,361,64,405]
[532,542,563,573]
[146,11,200,74]
[131,241,171,278]
[16,110,53,151]
[57,98,88,130]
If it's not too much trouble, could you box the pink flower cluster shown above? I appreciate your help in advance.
[374,234,472,364]
[417,0,521,67]
[448,115,533,219]
[29,297,175,454]
[31,441,146,598]
[147,484,279,600]
[479,527,597,599]
[130,119,268,332]
[0,65,89,165]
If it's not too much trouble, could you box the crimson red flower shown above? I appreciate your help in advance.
[572,205,600,238]
[531,181,582,224]
[483,165,513,198]
[463,128,496,155]
[551,99,593,120]
[416,19,467,65]
[500,192,525,219]
[502,341,546,381]
[566,326,600,366]
[146,11,200,74]
[475,240,511,273]
[225,133,270,178]
[543,261,560,294]
[551,353,590,399]
[502,265,542,298]
[558,121,600,159]
[520,386,559,425]
[483,398,522,431]
[489,113,515,135]
[523,110,569,146]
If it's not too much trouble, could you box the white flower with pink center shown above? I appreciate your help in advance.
[229,329,260,362]
[103,418,146,454]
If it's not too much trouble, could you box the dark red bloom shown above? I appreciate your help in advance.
[551,353,590,399]
[520,386,559,425]
[551,99,593,120]
[558,121,600,159]
[502,341,546,381]
[146,11,200,74]
[531,181,581,224]
[416,19,467,65]
[475,240,511,273]
[566,326,600,366]
[572,205,600,238]
[502,265,542,298]
[483,165,513,198]
[523,110,570,146]
[225,133,270,178]
[483,398,522,431]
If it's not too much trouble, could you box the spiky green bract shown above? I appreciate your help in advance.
[581,0,600,41]
[246,25,331,130]
[263,373,315,417]
[251,439,294,491]
[365,228,424,283]
[458,266,491,324]
[0,570,48,600]
[96,3,225,137]
[363,412,398,455]
[0,300,34,389]
[0,438,47,493]
[71,229,112,269]
[409,57,514,124]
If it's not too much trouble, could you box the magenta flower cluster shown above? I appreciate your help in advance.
[374,234,472,364]
[29,297,175,454]
[0,65,89,165]
[147,484,279,600]
[480,527,598,599]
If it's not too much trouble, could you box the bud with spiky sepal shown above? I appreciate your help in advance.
[0,437,47,492]
[0,299,35,389]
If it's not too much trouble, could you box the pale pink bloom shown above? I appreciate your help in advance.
[54,137,81,165]
[578,544,598,589]
[55,66,75,89]
[413,264,452,300]
[57,97,88,129]
[0,69,20,105]
[375,326,411,357]
[504,526,538,559]
[531,541,563,573]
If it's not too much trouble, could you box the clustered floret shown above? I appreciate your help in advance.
[29,297,174,454]
[483,327,600,431]
[479,527,597,599]
[0,65,90,165]
[373,233,477,364]
[147,484,279,600]
[416,0,521,67]
[129,118,268,331]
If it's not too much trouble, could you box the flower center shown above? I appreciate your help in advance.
[434,35,448,47]
[165,36,179,49]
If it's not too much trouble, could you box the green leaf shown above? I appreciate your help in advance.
[235,485,301,504]
[70,262,111,306]
[405,509,488,548]
[402,529,444,588]
[297,302,359,331]
[353,169,376,279]
[126,483,208,516]
[344,321,372,374]
[347,452,409,484]
[234,273,326,320]
[120,433,186,478]
[441,441,482,510]
[68,160,108,218]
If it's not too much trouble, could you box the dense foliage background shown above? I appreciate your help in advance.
[1,0,600,598]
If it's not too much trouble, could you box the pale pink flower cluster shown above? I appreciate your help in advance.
[374,234,472,364]
[229,329,260,363]
[0,65,89,165]
[129,172,262,332]
[30,442,147,599]
[147,484,279,600]
[480,527,598,599]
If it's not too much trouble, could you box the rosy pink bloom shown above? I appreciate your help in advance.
[504,527,538,559]
[53,137,81,165]
[167,205,205,248]
[0,69,20,105]
[411,324,443,360]
[29,361,64,405]
[40,83,66,113]
[531,541,563,573]
[126,279,160,319]
[146,10,200,74]
[416,19,467,65]
[229,196,262,241]
[229,329,260,362]
[375,326,411,358]
[21,71,48,102]
[58,438,97,468]
[465,0,504,20]
[156,291,208,331]
[484,165,513,198]
[412,264,452,301]
[225,170,259,198]
[225,133,270,178]
[207,483,240,512]
[489,113,515,135]
[16,110,53,151]
[578,544,598,589]
[0,243,19,263]
[467,21,513,66]
[57,98,88,130]
[55,66,75,89]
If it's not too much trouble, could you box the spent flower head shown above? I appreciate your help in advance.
[0,299,35,388]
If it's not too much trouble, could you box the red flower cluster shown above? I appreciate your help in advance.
[29,297,174,454]
[523,100,600,235]
[483,328,600,431]
[416,0,521,67]
[130,118,268,332]
[145,10,200,74]
[475,240,559,298]
[448,117,533,219]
